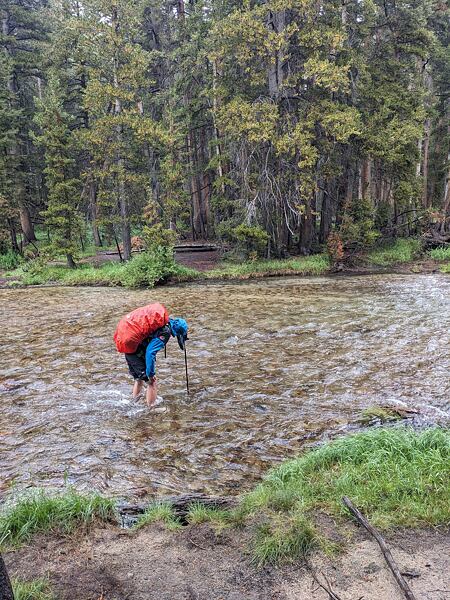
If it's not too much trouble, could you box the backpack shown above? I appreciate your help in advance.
[113,302,169,354]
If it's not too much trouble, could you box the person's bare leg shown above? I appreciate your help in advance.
[132,379,144,398]
[146,378,157,407]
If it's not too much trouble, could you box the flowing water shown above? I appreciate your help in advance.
[1,274,449,499]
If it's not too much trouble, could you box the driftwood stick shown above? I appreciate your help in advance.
[342,496,417,600]
[305,559,343,600]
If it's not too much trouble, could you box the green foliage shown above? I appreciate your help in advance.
[11,578,56,600]
[441,263,450,273]
[142,224,177,251]
[339,195,380,251]
[0,0,449,260]
[133,502,181,532]
[33,76,82,267]
[367,238,422,266]
[360,406,402,423]
[232,224,269,258]
[119,247,179,288]
[0,249,21,270]
[0,489,116,548]
[428,246,450,261]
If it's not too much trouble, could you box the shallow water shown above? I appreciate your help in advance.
[1,274,449,499]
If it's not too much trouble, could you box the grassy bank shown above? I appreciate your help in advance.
[0,489,115,548]
[3,238,450,288]
[206,254,330,279]
[2,252,329,288]
[1,428,449,565]
[120,427,450,566]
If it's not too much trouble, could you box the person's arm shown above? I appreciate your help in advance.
[145,337,165,379]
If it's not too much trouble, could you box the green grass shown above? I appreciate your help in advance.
[207,254,330,279]
[0,250,23,270]
[11,578,56,600]
[2,252,328,288]
[4,253,198,288]
[241,427,449,564]
[0,489,116,548]
[427,246,450,261]
[366,238,422,266]
[186,503,232,527]
[133,502,182,531]
[253,515,318,566]
[440,262,450,273]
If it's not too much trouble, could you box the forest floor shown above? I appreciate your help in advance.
[5,522,449,600]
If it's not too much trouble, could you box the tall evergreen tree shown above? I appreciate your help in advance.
[0,0,47,245]
[34,75,82,267]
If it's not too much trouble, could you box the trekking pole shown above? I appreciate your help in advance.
[184,344,190,395]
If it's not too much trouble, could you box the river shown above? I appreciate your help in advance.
[1,274,449,499]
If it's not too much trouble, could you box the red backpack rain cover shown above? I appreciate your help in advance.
[114,302,169,354]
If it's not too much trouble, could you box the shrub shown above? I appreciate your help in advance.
[120,246,178,288]
[232,224,269,258]
[428,246,450,261]
[0,250,22,270]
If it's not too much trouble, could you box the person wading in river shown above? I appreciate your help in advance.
[114,302,188,407]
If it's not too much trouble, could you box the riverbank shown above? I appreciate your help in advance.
[3,427,449,599]
[1,238,449,289]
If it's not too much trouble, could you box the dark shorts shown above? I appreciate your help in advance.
[125,352,148,381]
[124,326,170,381]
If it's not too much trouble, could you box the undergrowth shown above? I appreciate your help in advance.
[5,250,198,288]
[427,246,450,261]
[366,238,422,266]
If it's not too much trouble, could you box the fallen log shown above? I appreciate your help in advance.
[118,493,238,523]
[342,496,417,600]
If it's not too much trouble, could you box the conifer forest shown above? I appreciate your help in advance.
[1,0,449,266]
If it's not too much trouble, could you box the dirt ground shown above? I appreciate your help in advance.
[5,523,449,600]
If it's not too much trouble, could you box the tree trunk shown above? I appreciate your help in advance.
[359,158,371,201]
[19,205,36,243]
[3,13,36,245]
[112,8,131,261]
[319,189,332,244]
[0,554,14,600]
[7,218,20,254]
[421,118,431,207]
[267,10,285,98]
[89,181,102,247]
[299,198,313,255]
[440,105,450,234]
[66,253,76,268]
[211,60,225,197]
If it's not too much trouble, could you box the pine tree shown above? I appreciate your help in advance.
[34,75,82,267]
[0,0,47,245]
[79,0,166,260]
